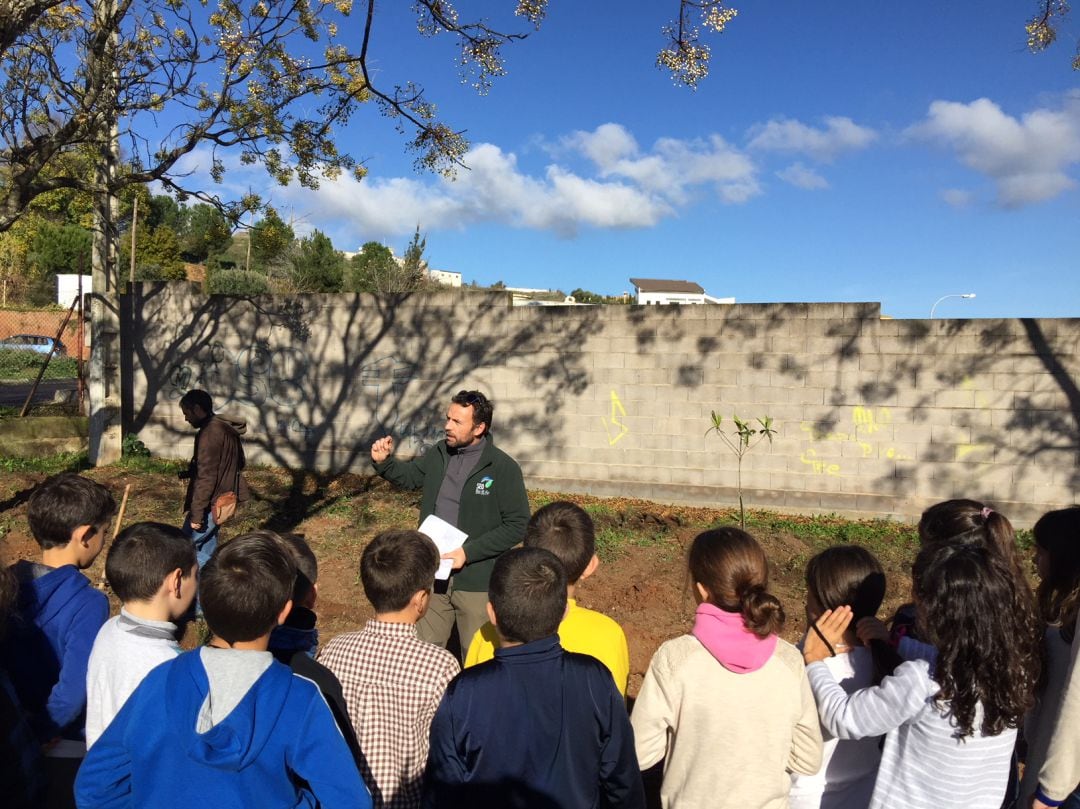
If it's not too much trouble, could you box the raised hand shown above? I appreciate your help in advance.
[370,435,395,464]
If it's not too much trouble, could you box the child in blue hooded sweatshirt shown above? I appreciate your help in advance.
[75,531,371,809]
[0,473,116,744]
[631,528,822,809]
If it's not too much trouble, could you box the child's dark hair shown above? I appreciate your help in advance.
[489,547,567,644]
[26,473,116,550]
[806,545,900,683]
[360,529,439,613]
[280,533,318,604]
[523,501,594,583]
[689,528,784,639]
[106,522,196,603]
[805,545,885,621]
[1033,506,1080,643]
[451,389,493,434]
[912,541,1040,737]
[200,531,296,644]
[918,499,1025,579]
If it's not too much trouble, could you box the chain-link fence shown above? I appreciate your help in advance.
[0,298,86,412]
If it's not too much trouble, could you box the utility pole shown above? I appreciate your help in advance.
[88,0,123,465]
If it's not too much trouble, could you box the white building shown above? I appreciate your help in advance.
[630,277,735,305]
[426,268,462,287]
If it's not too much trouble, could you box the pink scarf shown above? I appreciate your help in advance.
[692,602,778,673]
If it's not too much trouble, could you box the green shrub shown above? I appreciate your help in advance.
[205,269,269,296]
[0,349,78,380]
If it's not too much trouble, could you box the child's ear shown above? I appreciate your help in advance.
[579,554,600,582]
[410,588,429,617]
[485,601,497,627]
[72,524,95,547]
[168,567,184,599]
[694,581,710,604]
[277,598,294,627]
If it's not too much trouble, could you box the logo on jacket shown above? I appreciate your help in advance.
[475,476,494,495]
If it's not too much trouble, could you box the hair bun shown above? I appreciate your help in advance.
[739,585,785,639]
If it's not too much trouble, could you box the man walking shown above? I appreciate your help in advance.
[370,390,529,656]
[179,389,249,568]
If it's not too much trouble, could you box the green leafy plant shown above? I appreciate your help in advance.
[121,434,151,458]
[706,411,777,529]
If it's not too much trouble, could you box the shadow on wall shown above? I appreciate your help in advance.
[122,283,604,530]
[626,302,1080,518]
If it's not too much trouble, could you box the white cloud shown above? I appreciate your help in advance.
[908,96,1080,207]
[775,162,829,190]
[940,188,974,208]
[746,116,878,161]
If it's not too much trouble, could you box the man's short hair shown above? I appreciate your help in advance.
[200,531,296,644]
[106,522,196,603]
[279,533,318,602]
[361,529,439,614]
[451,390,493,435]
[27,473,116,550]
[179,389,213,414]
[524,501,595,583]
[489,547,567,645]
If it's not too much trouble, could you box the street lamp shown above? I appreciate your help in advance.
[930,293,976,319]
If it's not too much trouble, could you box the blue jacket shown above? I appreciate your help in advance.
[75,649,372,809]
[0,561,108,741]
[423,636,645,809]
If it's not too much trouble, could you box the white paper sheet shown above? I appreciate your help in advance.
[418,514,468,580]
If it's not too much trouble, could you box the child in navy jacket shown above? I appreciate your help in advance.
[423,547,644,809]
[75,531,371,809]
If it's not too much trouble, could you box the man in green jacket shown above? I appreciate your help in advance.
[370,390,529,656]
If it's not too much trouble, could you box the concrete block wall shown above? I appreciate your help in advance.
[124,284,1080,525]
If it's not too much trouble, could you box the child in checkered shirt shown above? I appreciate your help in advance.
[319,530,460,809]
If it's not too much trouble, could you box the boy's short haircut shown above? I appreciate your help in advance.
[27,473,116,550]
[200,531,296,644]
[523,501,595,583]
[106,522,196,603]
[489,547,567,645]
[279,533,318,602]
[179,389,213,414]
[360,529,439,613]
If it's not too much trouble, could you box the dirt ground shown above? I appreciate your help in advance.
[0,465,922,697]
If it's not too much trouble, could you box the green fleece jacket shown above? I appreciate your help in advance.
[372,437,530,592]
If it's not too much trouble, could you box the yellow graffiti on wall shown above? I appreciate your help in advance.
[799,448,841,476]
[601,390,630,446]
[800,405,912,476]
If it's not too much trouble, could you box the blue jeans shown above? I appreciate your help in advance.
[183,512,220,569]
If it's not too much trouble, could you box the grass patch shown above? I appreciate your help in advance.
[0,450,89,474]
[0,349,78,380]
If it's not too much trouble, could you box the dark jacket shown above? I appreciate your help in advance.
[373,437,529,592]
[423,636,645,809]
[184,414,250,524]
[0,562,109,741]
[269,607,364,770]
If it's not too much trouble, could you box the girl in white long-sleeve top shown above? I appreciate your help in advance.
[631,527,823,809]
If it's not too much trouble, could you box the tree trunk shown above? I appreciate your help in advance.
[88,0,122,465]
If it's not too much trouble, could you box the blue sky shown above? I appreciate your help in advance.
[175,1,1080,318]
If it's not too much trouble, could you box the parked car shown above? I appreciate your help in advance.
[0,334,67,355]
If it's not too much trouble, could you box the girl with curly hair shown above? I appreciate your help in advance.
[803,539,1041,809]
[631,527,823,809]
[1024,507,1080,809]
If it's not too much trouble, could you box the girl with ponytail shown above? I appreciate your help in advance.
[631,528,823,809]
[790,546,889,809]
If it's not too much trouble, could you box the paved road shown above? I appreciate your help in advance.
[0,379,79,408]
